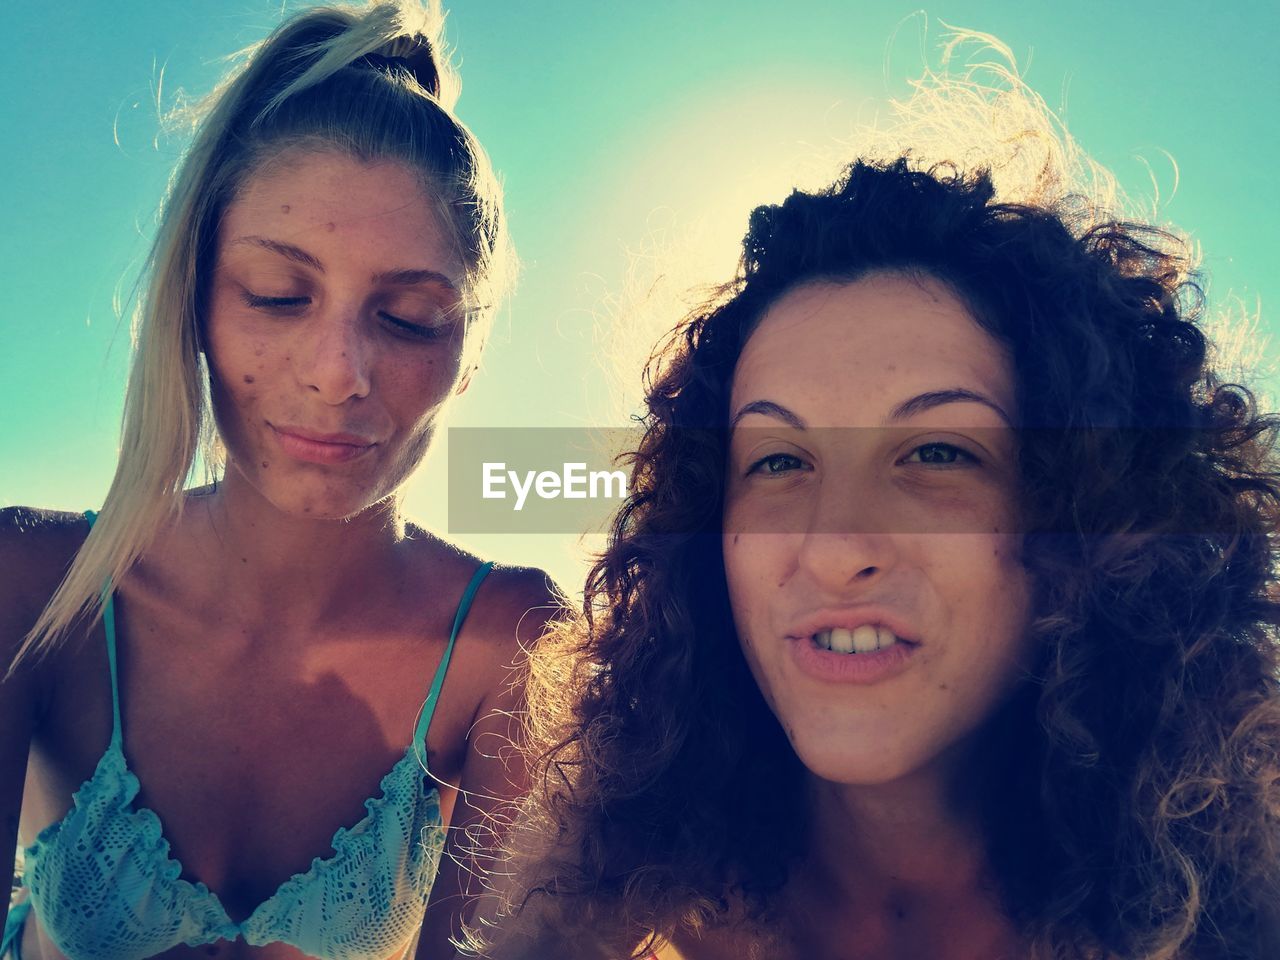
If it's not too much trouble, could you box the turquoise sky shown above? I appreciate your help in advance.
[3,1,1277,592]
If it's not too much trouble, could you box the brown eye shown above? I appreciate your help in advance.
[746,452,809,476]
[902,443,977,466]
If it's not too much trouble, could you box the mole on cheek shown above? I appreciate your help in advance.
[280,204,290,214]
[243,374,255,384]
[326,222,336,233]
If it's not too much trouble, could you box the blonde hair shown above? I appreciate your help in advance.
[13,0,512,669]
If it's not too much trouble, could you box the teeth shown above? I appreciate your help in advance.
[851,625,878,653]
[812,626,902,654]
[829,628,855,653]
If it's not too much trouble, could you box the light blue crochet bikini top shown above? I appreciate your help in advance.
[17,514,495,960]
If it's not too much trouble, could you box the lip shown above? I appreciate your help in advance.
[789,635,917,684]
[784,608,920,686]
[269,423,377,464]
[785,608,922,646]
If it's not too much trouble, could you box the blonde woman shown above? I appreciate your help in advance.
[1,3,557,958]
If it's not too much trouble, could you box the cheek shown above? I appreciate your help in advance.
[372,353,461,472]
[932,534,1034,683]
[722,533,795,673]
[722,533,771,624]
[385,350,461,421]
[723,533,751,643]
[205,313,278,404]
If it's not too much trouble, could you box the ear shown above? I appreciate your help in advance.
[455,365,475,396]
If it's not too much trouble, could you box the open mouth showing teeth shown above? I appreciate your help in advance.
[812,626,900,654]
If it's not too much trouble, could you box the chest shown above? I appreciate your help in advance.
[27,591,475,922]
[664,889,1024,960]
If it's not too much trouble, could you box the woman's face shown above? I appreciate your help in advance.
[204,148,468,519]
[722,273,1034,787]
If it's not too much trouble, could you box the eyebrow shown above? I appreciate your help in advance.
[889,388,1012,426]
[729,400,808,430]
[729,388,1013,430]
[373,267,459,294]
[233,236,324,272]
[231,236,459,293]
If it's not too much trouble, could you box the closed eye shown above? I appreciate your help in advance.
[899,442,978,466]
[243,292,309,311]
[380,311,448,340]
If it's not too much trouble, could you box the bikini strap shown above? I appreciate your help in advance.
[413,560,495,746]
[84,510,123,747]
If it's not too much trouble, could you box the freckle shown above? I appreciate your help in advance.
[938,683,949,691]
[243,374,255,384]
[326,221,336,232]
[254,349,263,358]
[303,506,312,514]
[280,204,290,214]
[241,557,248,564]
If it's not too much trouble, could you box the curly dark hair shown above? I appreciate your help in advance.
[490,155,1280,960]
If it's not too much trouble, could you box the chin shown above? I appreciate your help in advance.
[262,476,393,521]
[797,753,917,787]
[789,728,928,787]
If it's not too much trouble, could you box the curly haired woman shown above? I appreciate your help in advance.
[479,55,1280,960]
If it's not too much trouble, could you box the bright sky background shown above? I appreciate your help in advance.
[3,0,1277,594]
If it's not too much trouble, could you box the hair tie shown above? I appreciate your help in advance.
[358,34,439,96]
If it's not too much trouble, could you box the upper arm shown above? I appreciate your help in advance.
[0,507,85,930]
[417,566,568,959]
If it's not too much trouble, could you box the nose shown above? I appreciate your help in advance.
[297,312,372,404]
[794,479,898,592]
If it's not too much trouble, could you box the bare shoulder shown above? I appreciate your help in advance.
[0,507,91,643]
[470,561,569,651]
[405,525,569,656]
[0,507,91,733]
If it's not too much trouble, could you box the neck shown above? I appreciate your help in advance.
[184,464,408,628]
[783,762,1020,960]
[805,762,987,897]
